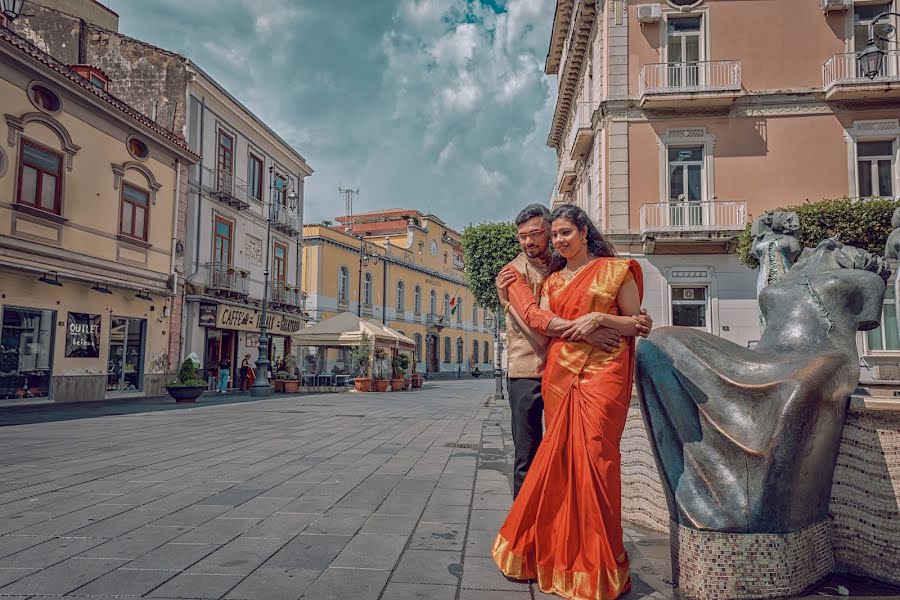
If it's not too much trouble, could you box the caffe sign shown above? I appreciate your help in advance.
[65,313,101,358]
[215,305,304,335]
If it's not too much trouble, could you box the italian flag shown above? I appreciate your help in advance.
[450,296,460,315]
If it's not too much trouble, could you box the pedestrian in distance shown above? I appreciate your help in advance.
[217,356,231,393]
[239,354,251,391]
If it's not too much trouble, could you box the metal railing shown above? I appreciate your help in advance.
[205,262,248,295]
[272,203,301,235]
[204,166,252,209]
[640,60,742,96]
[426,313,447,328]
[268,280,302,308]
[824,50,900,89]
[640,201,747,234]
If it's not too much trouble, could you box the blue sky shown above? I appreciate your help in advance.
[100,0,557,230]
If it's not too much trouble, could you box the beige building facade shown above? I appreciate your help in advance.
[0,25,198,402]
[303,210,494,377]
[547,0,900,373]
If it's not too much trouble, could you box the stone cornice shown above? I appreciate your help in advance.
[548,0,597,149]
[545,0,574,75]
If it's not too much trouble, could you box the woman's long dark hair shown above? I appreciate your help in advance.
[548,205,617,273]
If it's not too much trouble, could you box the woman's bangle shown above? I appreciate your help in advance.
[591,313,604,328]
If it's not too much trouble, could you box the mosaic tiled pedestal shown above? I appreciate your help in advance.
[670,521,833,600]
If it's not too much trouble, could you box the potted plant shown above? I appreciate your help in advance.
[350,333,373,392]
[276,354,300,393]
[391,354,409,391]
[472,366,481,378]
[411,367,423,388]
[373,347,390,392]
[165,358,208,402]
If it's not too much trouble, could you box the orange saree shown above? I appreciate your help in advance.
[492,258,643,600]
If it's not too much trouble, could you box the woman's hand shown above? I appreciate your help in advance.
[560,313,602,341]
[627,313,653,337]
[495,266,518,290]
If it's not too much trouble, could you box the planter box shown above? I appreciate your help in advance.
[373,380,389,392]
[282,380,300,394]
[165,385,206,403]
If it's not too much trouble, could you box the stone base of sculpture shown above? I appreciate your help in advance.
[671,521,833,600]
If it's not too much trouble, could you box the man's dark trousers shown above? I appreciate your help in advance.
[507,377,543,498]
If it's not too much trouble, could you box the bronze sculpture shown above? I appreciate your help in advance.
[635,239,889,533]
[750,210,802,331]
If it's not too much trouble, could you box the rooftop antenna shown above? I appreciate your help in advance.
[338,186,359,235]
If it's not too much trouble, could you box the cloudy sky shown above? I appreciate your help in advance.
[101,0,558,231]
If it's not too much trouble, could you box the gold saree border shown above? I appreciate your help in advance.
[492,534,631,600]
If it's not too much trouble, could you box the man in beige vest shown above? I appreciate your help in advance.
[498,204,650,497]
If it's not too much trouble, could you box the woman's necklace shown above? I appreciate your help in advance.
[561,259,590,282]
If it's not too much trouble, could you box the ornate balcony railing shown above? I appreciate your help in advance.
[639,60,742,96]
[205,262,248,296]
[640,201,747,234]
[824,50,900,89]
[272,204,301,236]
[268,281,303,309]
[426,313,447,329]
[205,166,251,210]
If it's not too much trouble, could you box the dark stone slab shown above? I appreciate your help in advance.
[299,566,391,600]
[410,522,465,552]
[123,542,220,571]
[263,534,351,570]
[70,566,176,596]
[379,582,459,600]
[243,511,320,538]
[187,536,286,575]
[391,549,463,586]
[331,533,409,569]
[148,571,244,599]
[0,557,122,595]
[0,536,105,568]
[223,566,320,600]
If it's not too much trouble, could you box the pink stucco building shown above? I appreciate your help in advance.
[547,0,900,374]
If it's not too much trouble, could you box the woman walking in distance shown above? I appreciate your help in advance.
[492,205,647,600]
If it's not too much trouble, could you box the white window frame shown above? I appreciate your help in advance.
[864,275,900,353]
[845,119,900,199]
[657,128,716,204]
[396,280,405,312]
[670,285,710,330]
[660,6,710,66]
[363,272,373,306]
[337,266,349,304]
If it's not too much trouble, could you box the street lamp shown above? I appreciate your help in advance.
[857,11,899,80]
[251,167,298,397]
[357,240,379,317]
[485,311,504,401]
[1,0,25,22]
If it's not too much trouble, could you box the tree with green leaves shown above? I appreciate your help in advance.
[461,222,520,314]
[736,197,900,269]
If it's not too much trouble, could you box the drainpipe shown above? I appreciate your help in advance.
[169,158,182,365]
[181,95,205,367]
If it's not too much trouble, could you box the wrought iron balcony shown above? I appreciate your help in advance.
[426,313,447,329]
[205,262,248,298]
[639,60,742,107]
[823,50,900,101]
[205,167,251,210]
[272,204,301,237]
[640,201,747,235]
[268,280,303,310]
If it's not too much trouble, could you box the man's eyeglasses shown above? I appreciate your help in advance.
[517,228,546,242]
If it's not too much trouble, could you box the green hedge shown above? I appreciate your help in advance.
[737,197,900,270]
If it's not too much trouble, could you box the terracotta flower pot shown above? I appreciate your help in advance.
[273,380,285,393]
[283,379,300,394]
[390,378,405,391]
[354,377,371,392]
[373,379,389,392]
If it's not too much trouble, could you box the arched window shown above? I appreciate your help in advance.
[414,285,421,314]
[338,266,349,303]
[456,338,463,364]
[444,293,450,318]
[473,304,478,326]
[473,340,479,363]
[484,340,490,363]
[363,272,373,305]
[396,280,405,312]
[414,333,422,362]
[444,252,448,265]
[418,241,424,255]
[444,337,451,363]
[456,298,462,323]
[430,289,437,315]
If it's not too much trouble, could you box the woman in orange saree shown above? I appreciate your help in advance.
[491,205,645,600]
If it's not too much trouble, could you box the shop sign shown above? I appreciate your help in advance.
[65,313,101,358]
[199,303,217,327]
[215,305,304,336]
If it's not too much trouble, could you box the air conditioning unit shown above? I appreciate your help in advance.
[821,0,851,12]
[636,4,662,23]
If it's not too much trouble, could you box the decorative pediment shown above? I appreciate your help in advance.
[111,161,163,205]
[5,112,80,171]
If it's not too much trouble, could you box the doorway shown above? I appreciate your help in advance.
[107,317,146,394]
[205,329,236,388]
[426,334,439,373]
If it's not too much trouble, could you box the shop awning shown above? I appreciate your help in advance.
[292,311,414,350]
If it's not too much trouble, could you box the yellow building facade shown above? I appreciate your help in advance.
[302,212,493,376]
[0,27,198,402]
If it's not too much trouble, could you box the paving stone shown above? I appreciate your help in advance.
[391,549,463,586]
[429,488,473,505]
[410,522,465,552]
[196,488,266,506]
[301,509,369,535]
[465,529,499,557]
[77,535,172,560]
[70,566,177,596]
[0,557,122,595]
[299,566,391,600]
[459,589,531,599]
[150,504,231,527]
[172,517,261,544]
[421,503,469,524]
[263,533,351,570]
[243,511,320,538]
[331,533,409,569]
[223,566,320,600]
[0,536,106,568]
[187,536,285,575]
[219,496,293,519]
[67,506,165,538]
[149,571,244,599]
[468,509,508,531]
[379,582,459,600]
[0,534,52,559]
[123,542,220,571]
[0,568,37,587]
[460,555,529,591]
[359,514,418,535]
